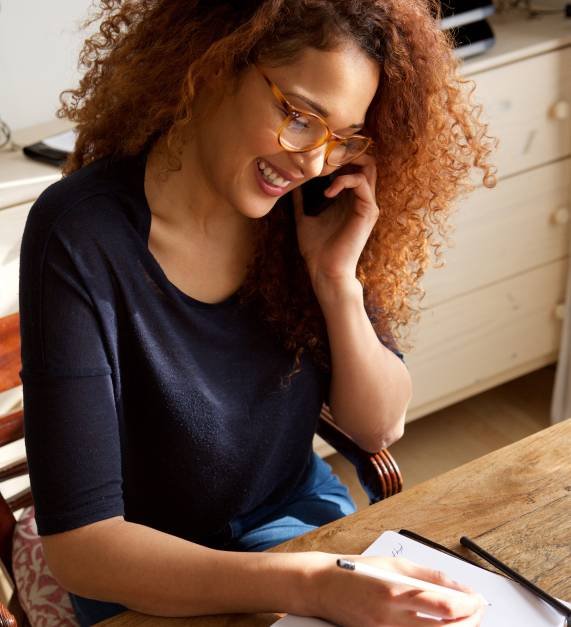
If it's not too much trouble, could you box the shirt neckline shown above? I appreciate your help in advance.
[131,150,243,310]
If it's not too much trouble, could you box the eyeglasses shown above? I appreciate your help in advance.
[256,66,373,167]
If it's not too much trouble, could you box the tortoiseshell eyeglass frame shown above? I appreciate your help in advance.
[255,65,373,167]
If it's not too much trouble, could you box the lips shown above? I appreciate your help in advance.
[261,159,300,182]
[254,161,289,197]
[257,160,290,188]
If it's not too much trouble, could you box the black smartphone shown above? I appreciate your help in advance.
[300,164,361,216]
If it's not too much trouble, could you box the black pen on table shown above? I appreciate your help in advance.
[460,536,571,623]
[399,529,493,571]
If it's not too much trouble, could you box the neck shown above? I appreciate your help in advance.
[144,134,254,252]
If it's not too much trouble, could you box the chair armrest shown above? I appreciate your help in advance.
[317,405,403,505]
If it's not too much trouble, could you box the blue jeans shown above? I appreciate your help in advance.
[69,453,355,625]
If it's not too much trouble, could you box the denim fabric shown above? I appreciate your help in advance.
[226,453,356,551]
[68,453,355,626]
[69,594,128,627]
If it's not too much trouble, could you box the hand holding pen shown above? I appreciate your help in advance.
[310,553,485,626]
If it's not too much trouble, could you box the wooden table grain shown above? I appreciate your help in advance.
[99,419,571,626]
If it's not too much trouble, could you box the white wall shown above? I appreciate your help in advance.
[0,0,94,131]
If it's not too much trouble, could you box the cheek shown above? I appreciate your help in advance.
[252,129,282,158]
[233,98,283,157]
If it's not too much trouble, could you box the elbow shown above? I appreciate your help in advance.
[379,421,405,449]
[41,539,85,597]
[386,406,408,447]
[352,427,403,453]
[354,412,406,453]
[40,517,125,598]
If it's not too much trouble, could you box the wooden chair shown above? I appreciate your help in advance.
[0,311,402,626]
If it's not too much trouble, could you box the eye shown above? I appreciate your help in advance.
[289,112,312,131]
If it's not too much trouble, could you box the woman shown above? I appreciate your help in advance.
[19,0,496,625]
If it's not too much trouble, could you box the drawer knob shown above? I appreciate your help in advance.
[550,100,570,120]
[554,302,566,321]
[551,207,570,225]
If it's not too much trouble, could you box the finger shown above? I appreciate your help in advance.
[440,606,486,626]
[325,172,368,195]
[391,610,474,627]
[394,606,484,627]
[344,153,377,190]
[325,173,375,206]
[396,589,484,621]
[361,158,378,193]
[391,559,477,595]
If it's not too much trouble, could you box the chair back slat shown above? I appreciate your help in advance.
[0,411,24,448]
[6,489,33,514]
[0,314,21,394]
[0,459,28,484]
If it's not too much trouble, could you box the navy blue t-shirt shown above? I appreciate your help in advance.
[19,152,403,546]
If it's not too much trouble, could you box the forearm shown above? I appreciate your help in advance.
[42,517,320,617]
[42,518,485,625]
[317,278,412,452]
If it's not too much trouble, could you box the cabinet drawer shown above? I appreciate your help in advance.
[422,159,571,307]
[471,46,571,181]
[406,258,567,413]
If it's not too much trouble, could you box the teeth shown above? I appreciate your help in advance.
[257,160,290,188]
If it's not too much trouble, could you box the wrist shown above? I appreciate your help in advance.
[313,274,364,309]
[287,551,335,617]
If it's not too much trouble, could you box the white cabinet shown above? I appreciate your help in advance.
[405,14,571,421]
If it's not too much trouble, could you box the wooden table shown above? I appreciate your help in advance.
[99,419,571,626]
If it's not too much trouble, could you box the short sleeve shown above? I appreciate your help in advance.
[19,201,124,535]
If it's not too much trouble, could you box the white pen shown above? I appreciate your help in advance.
[336,559,491,605]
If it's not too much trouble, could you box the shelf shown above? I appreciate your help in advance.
[461,11,571,74]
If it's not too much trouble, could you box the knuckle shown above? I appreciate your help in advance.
[380,583,401,602]
[433,570,449,585]
[432,598,457,618]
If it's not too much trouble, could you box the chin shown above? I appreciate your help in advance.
[238,197,280,220]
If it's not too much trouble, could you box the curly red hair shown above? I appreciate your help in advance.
[59,0,497,378]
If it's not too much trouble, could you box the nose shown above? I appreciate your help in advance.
[288,145,328,179]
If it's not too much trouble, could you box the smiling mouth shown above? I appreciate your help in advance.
[256,159,292,188]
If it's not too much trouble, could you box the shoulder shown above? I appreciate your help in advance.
[23,154,147,250]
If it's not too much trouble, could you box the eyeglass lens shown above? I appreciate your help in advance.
[279,114,368,166]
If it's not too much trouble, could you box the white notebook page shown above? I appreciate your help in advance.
[274,530,568,626]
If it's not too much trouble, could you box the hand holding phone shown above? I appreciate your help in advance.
[292,158,380,293]
[300,164,361,216]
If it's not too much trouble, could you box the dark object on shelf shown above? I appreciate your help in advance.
[440,0,495,29]
[22,141,68,168]
[435,0,496,59]
[22,129,75,168]
[448,19,497,58]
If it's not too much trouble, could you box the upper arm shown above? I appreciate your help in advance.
[19,199,125,536]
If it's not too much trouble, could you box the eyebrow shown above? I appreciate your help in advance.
[284,90,365,130]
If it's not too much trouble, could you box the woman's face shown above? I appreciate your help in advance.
[189,41,380,220]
